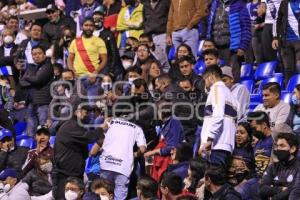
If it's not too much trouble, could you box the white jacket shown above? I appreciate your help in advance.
[200,81,238,153]
[231,83,250,122]
[0,182,30,200]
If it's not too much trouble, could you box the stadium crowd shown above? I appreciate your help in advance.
[0,0,299,199]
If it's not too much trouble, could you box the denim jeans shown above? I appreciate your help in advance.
[100,170,130,200]
[172,28,199,58]
[26,104,49,136]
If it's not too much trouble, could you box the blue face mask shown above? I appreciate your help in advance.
[292,94,300,105]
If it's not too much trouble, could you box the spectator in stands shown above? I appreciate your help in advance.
[160,172,184,200]
[199,65,238,169]
[273,0,300,84]
[134,44,156,69]
[5,16,27,45]
[183,158,206,194]
[139,33,170,73]
[52,103,106,199]
[221,66,250,122]
[80,74,102,106]
[22,126,53,177]
[254,82,291,131]
[259,132,300,199]
[125,37,140,52]
[202,40,217,52]
[99,113,147,200]
[64,177,85,200]
[87,178,114,200]
[141,60,162,94]
[116,0,143,48]
[141,0,170,56]
[0,129,28,177]
[166,0,207,57]
[102,0,122,32]
[68,18,108,77]
[0,168,31,200]
[202,49,220,68]
[207,0,251,82]
[44,4,76,45]
[53,63,63,81]
[92,9,123,79]
[204,165,242,200]
[22,149,53,197]
[167,143,193,180]
[288,84,300,134]
[123,66,143,95]
[19,45,53,136]
[135,176,158,200]
[121,51,135,71]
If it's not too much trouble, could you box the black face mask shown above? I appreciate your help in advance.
[274,150,291,163]
[95,21,103,30]
[67,79,75,86]
[253,130,265,140]
[54,75,60,81]
[228,171,248,186]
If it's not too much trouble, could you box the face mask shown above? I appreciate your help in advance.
[3,35,14,44]
[131,94,144,104]
[40,162,53,174]
[3,184,11,192]
[95,21,103,30]
[234,171,248,185]
[128,77,137,85]
[292,94,300,105]
[65,190,78,200]
[122,61,132,70]
[274,150,291,162]
[67,79,75,86]
[100,195,110,200]
[253,130,265,140]
[101,82,112,91]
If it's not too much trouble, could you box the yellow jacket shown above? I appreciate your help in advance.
[116,4,144,47]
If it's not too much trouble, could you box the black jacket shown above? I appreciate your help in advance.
[43,15,76,44]
[141,0,171,35]
[22,169,52,196]
[260,158,300,200]
[16,38,50,61]
[0,44,18,58]
[209,184,242,200]
[275,0,300,45]
[53,118,104,177]
[19,59,53,106]
[98,28,123,77]
[0,146,29,177]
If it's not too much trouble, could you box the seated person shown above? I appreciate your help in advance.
[202,49,223,68]
[183,158,206,194]
[160,172,184,200]
[135,176,158,200]
[123,66,143,95]
[254,82,291,131]
[84,178,114,200]
[259,132,300,199]
[64,177,85,200]
[0,129,28,177]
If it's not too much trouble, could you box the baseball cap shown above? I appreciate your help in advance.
[121,51,135,60]
[93,6,105,15]
[46,4,59,13]
[221,66,234,79]
[0,168,17,181]
[0,129,13,141]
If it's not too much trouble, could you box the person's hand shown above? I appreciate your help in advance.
[198,140,212,156]
[100,117,112,131]
[3,178,17,188]
[144,150,155,158]
[166,35,172,46]
[237,49,245,57]
[272,40,279,50]
[45,119,52,129]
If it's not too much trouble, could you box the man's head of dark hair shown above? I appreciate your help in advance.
[137,176,158,199]
[175,143,193,162]
[203,48,219,58]
[65,177,85,191]
[91,178,115,195]
[160,172,183,195]
[82,17,95,25]
[203,65,222,79]
[30,22,43,30]
[247,111,270,128]
[177,55,195,65]
[133,78,148,92]
[262,82,281,96]
[32,45,46,54]
[205,165,227,185]
[277,132,299,156]
[176,195,198,200]
[126,66,143,75]
[139,33,153,42]
[7,15,18,23]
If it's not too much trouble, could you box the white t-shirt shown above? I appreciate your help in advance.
[261,0,281,24]
[100,118,146,177]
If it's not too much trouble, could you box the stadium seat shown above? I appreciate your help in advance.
[255,76,284,94]
[17,138,35,149]
[49,136,56,147]
[250,94,263,103]
[197,40,205,57]
[286,74,300,92]
[16,134,30,141]
[194,60,206,75]
[254,61,277,80]
[168,46,176,61]
[240,63,253,80]
[281,92,292,104]
[14,121,27,136]
[85,157,92,171]
[248,101,260,111]
[240,79,254,93]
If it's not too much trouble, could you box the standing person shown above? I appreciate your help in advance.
[198,65,238,169]
[99,113,147,200]
[272,0,300,84]
[52,103,106,200]
[166,0,207,57]
[206,0,252,82]
[68,18,108,77]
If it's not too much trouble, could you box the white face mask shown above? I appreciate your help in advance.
[65,190,78,200]
[40,162,53,174]
[122,61,132,70]
[128,77,137,85]
[101,82,112,91]
[3,184,11,192]
[3,35,14,44]
[100,195,110,200]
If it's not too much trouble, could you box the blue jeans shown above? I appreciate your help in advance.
[26,104,49,136]
[100,170,130,200]
[172,28,199,57]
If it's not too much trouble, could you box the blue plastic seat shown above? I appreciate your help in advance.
[240,79,254,93]
[240,63,253,80]
[248,101,260,112]
[197,40,205,57]
[17,138,35,149]
[250,94,263,104]
[254,61,277,80]
[14,122,27,136]
[49,136,56,147]
[168,46,176,61]
[286,75,300,92]
[255,76,284,94]
[194,60,206,75]
[281,92,292,104]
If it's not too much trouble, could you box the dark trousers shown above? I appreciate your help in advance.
[252,28,264,64]
[262,24,277,62]
[281,40,300,84]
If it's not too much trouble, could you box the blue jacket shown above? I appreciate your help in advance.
[207,0,251,51]
[167,161,189,180]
